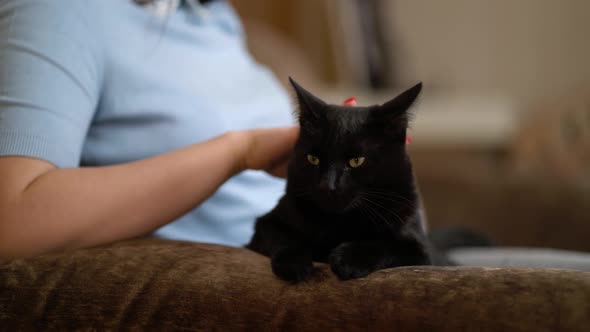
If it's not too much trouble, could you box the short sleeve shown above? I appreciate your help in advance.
[0,0,103,168]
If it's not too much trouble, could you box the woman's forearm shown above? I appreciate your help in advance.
[0,126,298,260]
[0,132,248,259]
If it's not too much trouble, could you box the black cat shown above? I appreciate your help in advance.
[247,78,440,282]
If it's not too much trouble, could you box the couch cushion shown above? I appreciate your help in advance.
[1,239,589,331]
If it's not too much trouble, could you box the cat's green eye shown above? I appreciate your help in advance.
[349,157,366,168]
[307,154,320,166]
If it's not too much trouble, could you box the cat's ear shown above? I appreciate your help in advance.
[289,77,326,127]
[371,82,422,140]
[380,82,422,120]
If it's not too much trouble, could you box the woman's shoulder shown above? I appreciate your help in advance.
[0,0,100,38]
[0,0,141,31]
[0,0,156,52]
[0,0,135,12]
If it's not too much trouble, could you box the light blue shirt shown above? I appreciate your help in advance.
[0,0,293,246]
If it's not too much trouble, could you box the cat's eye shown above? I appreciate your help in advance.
[349,157,366,168]
[307,154,320,166]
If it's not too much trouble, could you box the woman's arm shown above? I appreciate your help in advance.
[0,126,299,260]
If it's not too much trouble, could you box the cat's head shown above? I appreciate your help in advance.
[287,78,422,213]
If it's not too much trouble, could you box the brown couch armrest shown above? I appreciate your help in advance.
[1,239,589,331]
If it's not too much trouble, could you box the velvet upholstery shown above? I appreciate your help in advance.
[1,239,589,331]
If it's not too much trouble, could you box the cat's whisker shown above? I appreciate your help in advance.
[362,190,416,207]
[364,189,415,204]
[373,201,406,226]
[364,188,413,198]
[356,200,387,231]
[363,204,393,232]
[361,192,415,210]
[348,198,361,210]
[358,196,394,228]
[359,195,405,225]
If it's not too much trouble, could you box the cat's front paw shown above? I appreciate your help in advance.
[271,248,313,283]
[329,242,385,280]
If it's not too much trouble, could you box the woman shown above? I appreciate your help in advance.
[0,0,298,259]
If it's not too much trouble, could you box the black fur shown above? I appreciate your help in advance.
[247,78,439,282]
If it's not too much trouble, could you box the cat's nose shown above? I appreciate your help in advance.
[319,171,339,193]
[318,180,337,193]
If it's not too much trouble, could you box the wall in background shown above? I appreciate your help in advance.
[382,0,590,106]
[232,0,590,109]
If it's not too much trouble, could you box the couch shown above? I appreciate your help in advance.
[1,238,589,331]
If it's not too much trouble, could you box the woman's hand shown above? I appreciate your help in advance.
[231,126,300,178]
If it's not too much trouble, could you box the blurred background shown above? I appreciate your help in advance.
[231,0,590,252]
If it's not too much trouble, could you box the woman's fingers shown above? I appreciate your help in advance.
[243,126,299,177]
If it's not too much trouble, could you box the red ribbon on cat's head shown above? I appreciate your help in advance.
[343,97,357,107]
[342,97,412,144]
